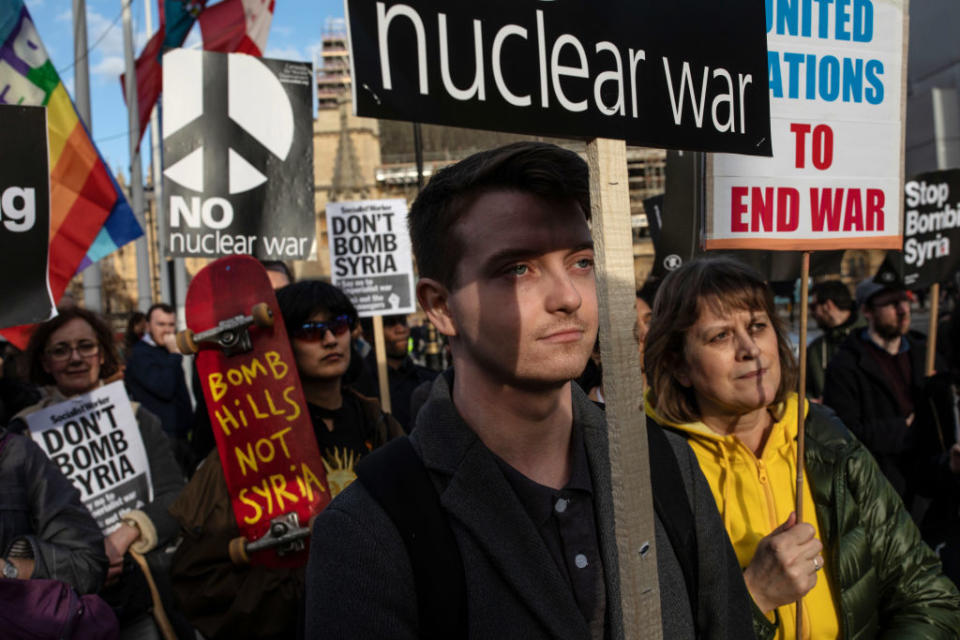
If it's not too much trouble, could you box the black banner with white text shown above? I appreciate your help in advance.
[900,170,960,289]
[0,105,53,328]
[346,0,772,155]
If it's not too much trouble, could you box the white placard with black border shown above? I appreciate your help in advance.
[707,0,907,251]
[326,199,416,318]
[25,381,153,535]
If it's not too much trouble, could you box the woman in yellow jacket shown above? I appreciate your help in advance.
[643,256,960,639]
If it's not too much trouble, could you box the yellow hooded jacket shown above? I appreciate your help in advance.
[648,392,839,640]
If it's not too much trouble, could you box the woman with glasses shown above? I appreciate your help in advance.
[169,280,401,640]
[13,308,187,639]
[643,257,960,639]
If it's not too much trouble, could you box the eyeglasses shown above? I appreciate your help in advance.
[45,340,100,362]
[293,315,352,342]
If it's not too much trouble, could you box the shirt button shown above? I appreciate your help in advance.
[574,554,588,569]
[555,498,569,513]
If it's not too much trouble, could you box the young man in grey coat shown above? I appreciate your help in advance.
[305,142,756,639]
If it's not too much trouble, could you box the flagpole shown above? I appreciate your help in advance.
[143,0,171,305]
[74,0,104,313]
[122,0,153,311]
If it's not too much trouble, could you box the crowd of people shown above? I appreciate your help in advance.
[2,141,960,639]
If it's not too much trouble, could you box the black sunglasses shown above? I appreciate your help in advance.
[293,315,352,342]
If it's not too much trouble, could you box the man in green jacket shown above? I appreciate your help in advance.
[807,280,864,401]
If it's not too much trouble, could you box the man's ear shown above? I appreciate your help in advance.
[417,278,457,337]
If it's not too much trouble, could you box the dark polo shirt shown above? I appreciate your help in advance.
[496,425,606,639]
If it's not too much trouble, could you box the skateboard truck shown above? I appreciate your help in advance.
[228,512,311,565]
[177,302,273,357]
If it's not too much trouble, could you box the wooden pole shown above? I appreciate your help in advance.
[372,315,392,413]
[130,551,177,640]
[926,283,940,376]
[794,251,811,639]
[587,138,661,638]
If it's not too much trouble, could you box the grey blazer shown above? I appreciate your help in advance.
[305,374,755,639]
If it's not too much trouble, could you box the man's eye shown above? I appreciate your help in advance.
[507,264,528,276]
[574,257,594,269]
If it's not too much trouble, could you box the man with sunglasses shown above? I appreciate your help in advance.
[305,143,756,639]
[169,280,401,640]
[823,279,959,521]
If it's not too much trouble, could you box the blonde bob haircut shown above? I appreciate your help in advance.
[644,257,798,424]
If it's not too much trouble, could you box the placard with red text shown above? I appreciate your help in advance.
[706,0,906,250]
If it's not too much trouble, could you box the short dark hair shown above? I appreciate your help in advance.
[26,308,122,387]
[260,260,294,284]
[124,311,147,349]
[146,303,175,322]
[811,280,853,312]
[408,142,590,288]
[636,278,661,308]
[275,280,357,338]
[645,257,798,424]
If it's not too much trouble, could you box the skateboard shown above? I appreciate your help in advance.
[179,255,330,568]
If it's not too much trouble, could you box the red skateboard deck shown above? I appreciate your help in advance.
[182,255,329,568]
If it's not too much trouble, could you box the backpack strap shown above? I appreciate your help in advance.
[356,437,467,639]
[645,421,700,632]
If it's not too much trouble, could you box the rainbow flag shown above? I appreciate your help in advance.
[0,1,142,323]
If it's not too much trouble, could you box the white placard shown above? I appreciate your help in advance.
[707,0,906,250]
[325,199,416,317]
[25,381,153,535]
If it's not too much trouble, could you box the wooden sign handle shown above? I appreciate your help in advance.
[926,283,940,376]
[372,315,392,413]
[587,138,662,638]
[795,251,811,638]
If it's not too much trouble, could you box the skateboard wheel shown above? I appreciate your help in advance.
[228,537,250,565]
[251,302,274,328]
[176,330,198,355]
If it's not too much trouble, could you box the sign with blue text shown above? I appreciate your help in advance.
[707,0,906,250]
[345,0,772,156]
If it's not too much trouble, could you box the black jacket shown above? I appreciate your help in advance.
[306,375,756,639]
[805,312,865,400]
[125,340,193,439]
[355,354,439,433]
[0,429,107,594]
[822,329,957,506]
